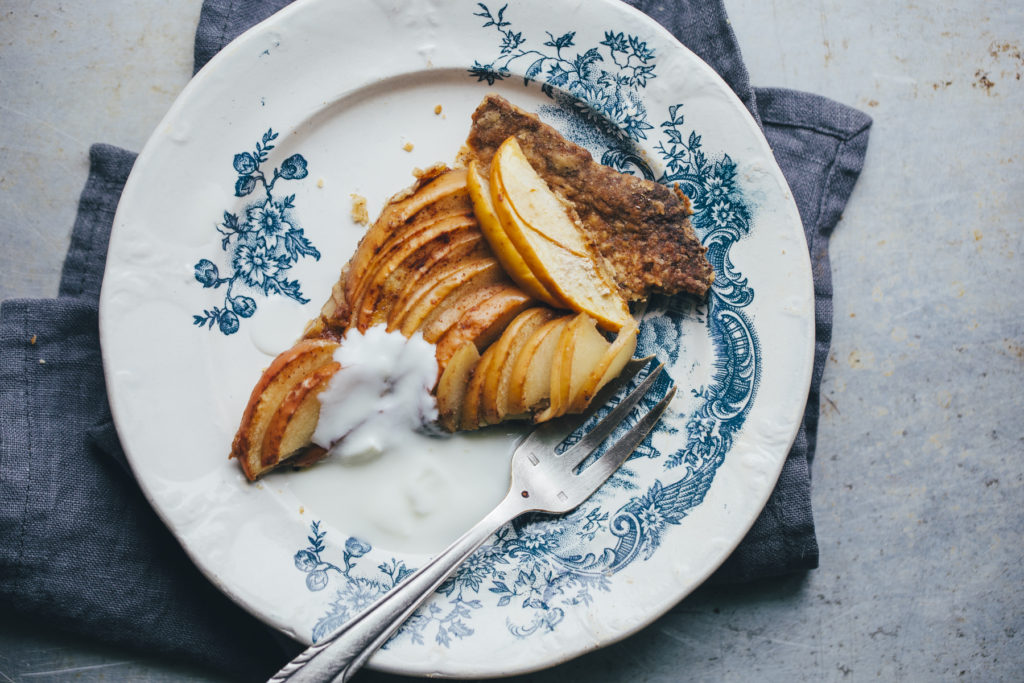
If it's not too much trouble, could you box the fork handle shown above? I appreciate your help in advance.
[270,494,524,683]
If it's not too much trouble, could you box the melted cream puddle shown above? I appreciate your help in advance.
[276,426,522,555]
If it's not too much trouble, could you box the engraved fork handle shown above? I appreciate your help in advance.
[270,494,525,683]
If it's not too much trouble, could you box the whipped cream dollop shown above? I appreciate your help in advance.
[312,325,439,463]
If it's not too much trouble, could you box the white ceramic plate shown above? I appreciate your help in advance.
[100,0,813,677]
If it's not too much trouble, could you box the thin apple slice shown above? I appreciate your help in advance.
[507,315,566,415]
[467,160,564,308]
[534,313,586,422]
[516,315,570,417]
[386,231,487,330]
[406,259,506,339]
[460,344,495,430]
[474,340,508,428]
[393,255,501,339]
[348,208,475,323]
[491,140,630,332]
[345,168,468,304]
[379,167,470,228]
[492,137,589,257]
[392,228,485,299]
[261,362,340,467]
[351,213,478,330]
[433,285,534,371]
[436,342,481,432]
[230,338,340,480]
[364,201,475,279]
[507,215,629,332]
[571,318,639,413]
[345,176,472,311]
[356,214,479,321]
[481,307,557,424]
[418,273,511,343]
[565,314,612,411]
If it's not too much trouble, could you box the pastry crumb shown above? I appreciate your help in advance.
[29,334,37,345]
[299,506,304,514]
[411,162,448,180]
[317,178,325,188]
[350,193,369,225]
[434,104,443,115]
[38,359,46,365]
[402,141,415,152]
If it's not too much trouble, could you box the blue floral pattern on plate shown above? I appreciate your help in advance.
[290,4,762,648]
[192,129,319,335]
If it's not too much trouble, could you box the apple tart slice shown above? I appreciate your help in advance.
[231,95,711,480]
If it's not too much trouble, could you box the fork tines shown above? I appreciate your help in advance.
[574,382,676,490]
[520,356,675,474]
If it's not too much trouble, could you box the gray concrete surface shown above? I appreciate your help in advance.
[1,1,1022,681]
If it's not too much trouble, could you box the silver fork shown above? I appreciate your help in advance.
[270,358,675,683]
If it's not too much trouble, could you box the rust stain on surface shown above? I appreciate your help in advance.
[972,41,1023,94]
[988,40,1023,63]
[973,69,996,94]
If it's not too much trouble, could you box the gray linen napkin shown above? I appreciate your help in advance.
[0,0,870,678]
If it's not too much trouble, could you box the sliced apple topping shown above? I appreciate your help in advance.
[490,137,631,332]
[530,312,639,424]
[230,338,340,480]
[344,167,469,306]
[460,341,495,430]
[507,315,569,417]
[397,257,505,338]
[436,342,481,432]
[433,285,534,371]
[570,317,639,413]
[566,314,615,410]
[232,109,672,478]
[480,306,557,424]
[350,212,478,330]
[492,143,590,257]
[261,362,341,467]
[467,160,564,308]
[386,231,487,330]
[417,274,509,344]
[345,194,475,325]
[534,313,583,423]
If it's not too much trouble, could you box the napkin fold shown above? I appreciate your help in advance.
[0,0,870,679]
